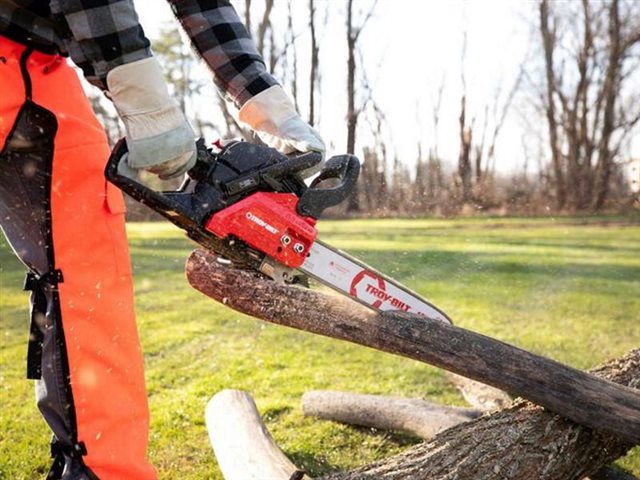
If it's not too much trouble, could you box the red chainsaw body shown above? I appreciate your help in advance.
[205,192,317,268]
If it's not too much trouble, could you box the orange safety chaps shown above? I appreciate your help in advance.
[0,36,156,479]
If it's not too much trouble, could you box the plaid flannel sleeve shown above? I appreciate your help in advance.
[50,0,277,103]
[168,0,278,107]
[0,2,61,55]
[50,0,152,89]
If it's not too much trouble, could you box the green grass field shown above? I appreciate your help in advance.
[1,215,639,478]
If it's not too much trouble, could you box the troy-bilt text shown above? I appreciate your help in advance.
[365,284,411,312]
[246,211,279,235]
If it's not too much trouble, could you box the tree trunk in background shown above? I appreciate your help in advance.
[286,0,299,110]
[457,33,473,205]
[345,0,360,212]
[346,0,357,156]
[256,0,274,58]
[593,0,620,210]
[458,95,473,204]
[539,0,566,210]
[309,0,319,126]
[244,0,251,34]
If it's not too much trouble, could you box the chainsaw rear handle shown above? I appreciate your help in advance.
[105,138,177,211]
[296,154,361,219]
[105,138,198,227]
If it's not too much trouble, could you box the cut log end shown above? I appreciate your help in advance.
[206,389,309,480]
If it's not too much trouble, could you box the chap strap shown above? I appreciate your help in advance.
[23,269,63,379]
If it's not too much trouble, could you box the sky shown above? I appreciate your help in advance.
[132,0,636,176]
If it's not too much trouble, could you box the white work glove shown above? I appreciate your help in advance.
[238,85,325,178]
[107,57,196,179]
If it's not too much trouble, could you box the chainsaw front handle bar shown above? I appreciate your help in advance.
[296,155,361,219]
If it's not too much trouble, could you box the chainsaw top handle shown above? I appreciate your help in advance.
[106,137,321,197]
[296,154,360,219]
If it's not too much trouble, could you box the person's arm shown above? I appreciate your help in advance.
[168,0,325,169]
[55,0,323,175]
[52,0,152,89]
[167,0,276,107]
[52,0,195,178]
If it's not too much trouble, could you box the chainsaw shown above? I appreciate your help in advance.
[105,139,451,323]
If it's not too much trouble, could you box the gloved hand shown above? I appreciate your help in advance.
[238,85,325,178]
[107,57,196,179]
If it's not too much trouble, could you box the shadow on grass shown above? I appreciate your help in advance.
[263,406,292,422]
[593,465,640,480]
[287,427,421,477]
[287,450,341,477]
[352,425,422,448]
[477,239,640,254]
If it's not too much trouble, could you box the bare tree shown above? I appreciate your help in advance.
[256,0,275,59]
[153,23,218,135]
[485,64,525,177]
[345,0,379,212]
[308,0,319,126]
[345,0,378,156]
[285,0,299,110]
[457,32,474,204]
[539,0,566,209]
[360,104,390,214]
[537,0,640,211]
[425,78,447,213]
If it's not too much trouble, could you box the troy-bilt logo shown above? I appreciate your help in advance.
[349,270,412,312]
[246,212,278,235]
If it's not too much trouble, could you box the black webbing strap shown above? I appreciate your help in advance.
[23,269,63,379]
[47,439,90,479]
[47,439,66,479]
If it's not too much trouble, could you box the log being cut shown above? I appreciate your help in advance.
[186,248,640,443]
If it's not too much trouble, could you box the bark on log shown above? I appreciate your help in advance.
[301,390,481,439]
[185,248,640,444]
[205,389,310,480]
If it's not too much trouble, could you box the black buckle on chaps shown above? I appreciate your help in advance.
[23,269,64,291]
[48,439,90,480]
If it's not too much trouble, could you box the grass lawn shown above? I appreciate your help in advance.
[1,214,639,478]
